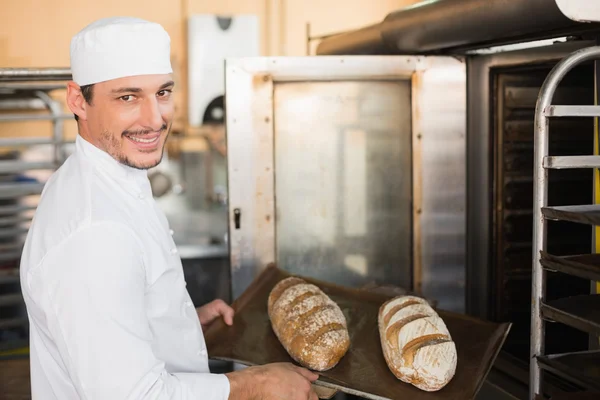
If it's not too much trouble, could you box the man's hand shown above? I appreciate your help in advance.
[196,299,234,330]
[226,362,319,400]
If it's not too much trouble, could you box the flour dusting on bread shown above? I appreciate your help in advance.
[268,277,350,371]
[378,295,457,391]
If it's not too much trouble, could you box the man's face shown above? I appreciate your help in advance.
[73,74,175,170]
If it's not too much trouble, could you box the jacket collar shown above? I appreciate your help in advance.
[75,134,152,196]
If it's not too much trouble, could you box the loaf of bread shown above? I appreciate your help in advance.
[378,295,457,391]
[268,277,350,371]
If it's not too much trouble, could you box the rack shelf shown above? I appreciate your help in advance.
[0,293,23,307]
[545,105,600,117]
[0,318,28,330]
[0,160,55,174]
[543,155,600,169]
[0,269,20,284]
[0,183,44,199]
[541,204,600,225]
[541,295,600,335]
[540,251,600,282]
[537,350,600,393]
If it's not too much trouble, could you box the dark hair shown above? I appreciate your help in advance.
[73,84,94,121]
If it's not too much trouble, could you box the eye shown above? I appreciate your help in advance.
[120,95,135,102]
[157,89,172,98]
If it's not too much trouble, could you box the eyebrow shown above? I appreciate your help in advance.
[111,80,175,94]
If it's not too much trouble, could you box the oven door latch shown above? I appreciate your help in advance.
[233,208,241,229]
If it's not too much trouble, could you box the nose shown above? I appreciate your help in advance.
[140,97,164,131]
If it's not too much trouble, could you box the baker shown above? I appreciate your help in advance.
[20,16,318,400]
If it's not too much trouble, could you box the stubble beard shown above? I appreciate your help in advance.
[100,124,170,170]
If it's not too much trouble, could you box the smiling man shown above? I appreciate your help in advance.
[19,17,318,400]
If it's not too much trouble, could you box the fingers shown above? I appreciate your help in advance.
[212,299,235,325]
[221,303,235,325]
[199,299,235,327]
[309,389,319,400]
[294,366,319,382]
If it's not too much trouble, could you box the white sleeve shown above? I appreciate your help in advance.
[34,221,230,400]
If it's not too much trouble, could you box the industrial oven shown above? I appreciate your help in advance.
[225,56,466,309]
[226,0,600,399]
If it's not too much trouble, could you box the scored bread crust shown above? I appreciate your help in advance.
[378,295,457,392]
[268,277,350,371]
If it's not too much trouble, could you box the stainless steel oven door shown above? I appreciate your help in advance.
[225,56,466,313]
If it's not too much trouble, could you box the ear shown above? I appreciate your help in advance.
[66,81,87,120]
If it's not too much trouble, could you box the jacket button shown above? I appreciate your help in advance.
[170,247,178,255]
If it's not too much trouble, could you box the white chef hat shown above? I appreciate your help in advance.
[70,17,173,86]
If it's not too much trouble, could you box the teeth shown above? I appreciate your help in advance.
[129,136,157,144]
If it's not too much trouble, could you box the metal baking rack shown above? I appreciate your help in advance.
[531,47,600,399]
[0,68,72,352]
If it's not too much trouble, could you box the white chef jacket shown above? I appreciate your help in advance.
[19,134,231,400]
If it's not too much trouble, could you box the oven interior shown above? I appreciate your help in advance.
[491,60,596,389]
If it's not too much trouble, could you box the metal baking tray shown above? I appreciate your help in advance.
[204,265,511,400]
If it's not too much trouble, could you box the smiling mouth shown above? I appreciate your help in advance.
[127,135,159,144]
[122,125,168,149]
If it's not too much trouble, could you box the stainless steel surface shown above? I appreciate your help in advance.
[0,82,67,92]
[0,99,47,110]
[226,56,466,312]
[0,137,57,147]
[316,0,600,56]
[543,155,600,169]
[530,45,600,400]
[0,205,35,215]
[35,90,66,164]
[0,68,71,81]
[0,161,55,174]
[0,183,44,199]
[545,105,600,117]
[273,80,412,289]
[180,150,210,210]
[0,113,73,122]
[0,227,29,239]
[314,24,389,56]
[466,40,594,321]
[418,56,466,312]
[178,245,228,259]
